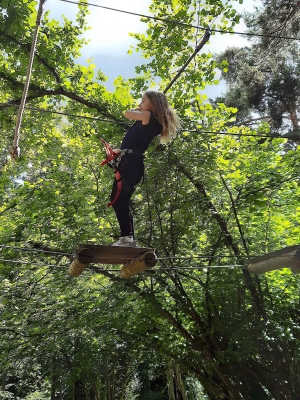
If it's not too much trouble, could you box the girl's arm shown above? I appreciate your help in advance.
[124,108,151,125]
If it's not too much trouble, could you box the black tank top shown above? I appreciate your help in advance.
[120,113,162,153]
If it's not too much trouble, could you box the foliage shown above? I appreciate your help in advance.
[243,0,300,52]
[215,45,300,141]
[128,0,242,102]
[0,1,299,399]
[215,2,300,141]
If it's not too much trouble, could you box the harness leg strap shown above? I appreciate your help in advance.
[108,173,135,208]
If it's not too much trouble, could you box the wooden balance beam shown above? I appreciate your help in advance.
[248,245,300,274]
[69,244,157,278]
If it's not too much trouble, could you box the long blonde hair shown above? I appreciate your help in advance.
[145,91,181,143]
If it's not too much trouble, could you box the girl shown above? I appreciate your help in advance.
[110,90,180,247]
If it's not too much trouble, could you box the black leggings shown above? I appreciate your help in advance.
[110,154,144,237]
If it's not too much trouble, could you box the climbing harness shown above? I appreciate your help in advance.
[100,138,119,169]
[100,138,144,208]
[99,138,121,207]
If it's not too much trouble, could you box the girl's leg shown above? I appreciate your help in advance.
[110,155,144,239]
[111,184,135,237]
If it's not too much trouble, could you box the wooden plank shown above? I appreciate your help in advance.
[248,246,300,274]
[248,250,297,274]
[75,244,155,265]
[248,245,300,264]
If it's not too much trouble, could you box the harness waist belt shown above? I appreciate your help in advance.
[121,148,144,157]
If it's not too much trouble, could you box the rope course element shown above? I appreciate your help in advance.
[24,106,117,123]
[89,264,247,272]
[4,105,293,140]
[0,244,292,260]
[0,257,245,271]
[0,245,296,276]
[0,244,71,257]
[155,265,246,270]
[0,258,67,269]
[59,0,300,42]
[10,0,47,159]
[2,244,299,275]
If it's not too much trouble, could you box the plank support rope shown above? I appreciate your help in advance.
[10,0,47,159]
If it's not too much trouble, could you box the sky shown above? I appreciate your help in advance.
[44,0,261,97]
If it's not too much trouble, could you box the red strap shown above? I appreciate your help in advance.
[100,138,118,166]
[100,154,116,166]
[100,139,123,207]
[108,170,122,207]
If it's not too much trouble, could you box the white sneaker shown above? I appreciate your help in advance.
[111,236,138,247]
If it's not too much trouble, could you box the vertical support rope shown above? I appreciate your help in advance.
[163,28,211,94]
[10,0,47,159]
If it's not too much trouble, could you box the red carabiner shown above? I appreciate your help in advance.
[100,138,118,166]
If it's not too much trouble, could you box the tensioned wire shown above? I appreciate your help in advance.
[4,105,292,140]
[0,244,296,260]
[0,257,246,271]
[59,0,300,42]
[0,243,248,268]
[0,245,71,257]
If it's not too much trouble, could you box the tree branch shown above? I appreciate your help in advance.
[0,72,129,129]
[172,155,267,319]
[219,173,250,257]
[0,31,62,83]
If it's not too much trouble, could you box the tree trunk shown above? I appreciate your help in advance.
[51,358,59,400]
[73,379,86,400]
[289,104,299,130]
[1,372,7,392]
[166,359,188,400]
[166,359,176,400]
[174,364,188,400]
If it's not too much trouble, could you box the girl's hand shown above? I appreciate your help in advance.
[112,148,122,155]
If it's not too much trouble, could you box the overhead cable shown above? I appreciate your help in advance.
[3,105,291,140]
[59,0,300,42]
